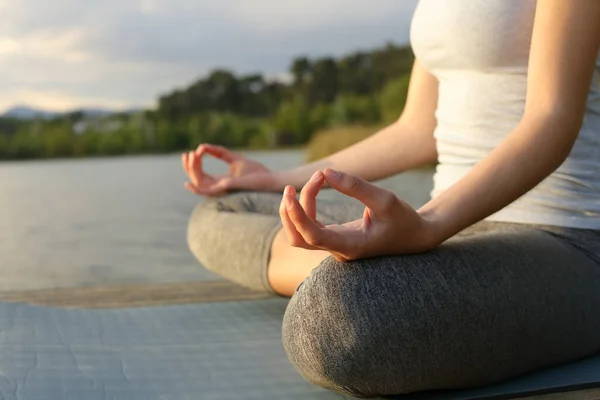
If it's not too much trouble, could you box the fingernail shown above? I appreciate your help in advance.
[284,186,292,196]
[325,169,341,181]
[284,194,293,210]
[310,171,322,182]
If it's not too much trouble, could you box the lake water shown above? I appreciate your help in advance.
[0,151,433,292]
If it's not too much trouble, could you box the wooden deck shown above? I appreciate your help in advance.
[0,280,273,309]
[0,282,597,400]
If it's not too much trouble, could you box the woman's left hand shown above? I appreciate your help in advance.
[279,169,440,262]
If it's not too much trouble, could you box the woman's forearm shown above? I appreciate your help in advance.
[418,113,581,246]
[272,119,438,190]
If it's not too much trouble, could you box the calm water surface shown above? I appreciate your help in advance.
[0,151,433,291]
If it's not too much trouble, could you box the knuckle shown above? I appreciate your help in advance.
[306,234,323,247]
[341,249,357,260]
[346,176,362,191]
[379,191,397,211]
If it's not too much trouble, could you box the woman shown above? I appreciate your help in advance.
[182,0,600,397]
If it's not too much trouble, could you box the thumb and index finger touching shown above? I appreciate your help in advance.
[322,168,396,214]
[196,144,242,164]
[185,146,392,208]
[187,144,262,192]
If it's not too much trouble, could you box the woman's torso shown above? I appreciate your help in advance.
[410,0,600,229]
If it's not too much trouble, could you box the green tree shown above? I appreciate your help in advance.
[43,127,73,158]
[380,74,411,124]
[274,97,313,145]
[73,132,102,157]
[309,103,332,131]
[330,94,381,126]
[155,120,188,151]
[8,127,44,159]
[291,57,311,88]
[307,58,338,105]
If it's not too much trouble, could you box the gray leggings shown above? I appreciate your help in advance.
[187,192,600,398]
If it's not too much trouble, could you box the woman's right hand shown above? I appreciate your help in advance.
[182,144,277,196]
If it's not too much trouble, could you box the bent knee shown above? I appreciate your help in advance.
[186,199,222,268]
[186,194,281,292]
[282,257,409,398]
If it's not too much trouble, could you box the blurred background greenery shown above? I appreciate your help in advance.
[0,43,413,162]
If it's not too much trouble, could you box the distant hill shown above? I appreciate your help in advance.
[1,106,143,120]
[2,106,59,120]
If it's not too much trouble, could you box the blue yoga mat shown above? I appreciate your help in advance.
[0,298,597,400]
[396,356,600,400]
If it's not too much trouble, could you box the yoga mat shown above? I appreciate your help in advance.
[398,356,600,400]
[0,298,597,400]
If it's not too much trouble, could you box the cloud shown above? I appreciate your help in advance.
[0,89,134,113]
[230,0,417,30]
[0,0,418,113]
[0,38,19,55]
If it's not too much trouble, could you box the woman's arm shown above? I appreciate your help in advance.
[272,61,439,190]
[419,0,600,245]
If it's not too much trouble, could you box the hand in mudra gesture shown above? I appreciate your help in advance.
[279,169,437,261]
[182,144,275,196]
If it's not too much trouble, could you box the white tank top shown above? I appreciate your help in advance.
[410,0,600,230]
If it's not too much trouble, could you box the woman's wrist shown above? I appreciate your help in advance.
[271,167,314,192]
[416,206,449,251]
[268,170,292,192]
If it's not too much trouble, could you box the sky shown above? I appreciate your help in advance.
[0,0,419,113]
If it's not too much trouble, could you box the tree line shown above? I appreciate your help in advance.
[0,43,414,161]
